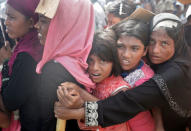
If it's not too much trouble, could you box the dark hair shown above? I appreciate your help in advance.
[184,25,191,47]
[112,19,150,47]
[158,22,191,63]
[88,29,121,76]
[106,0,136,19]
[150,14,191,79]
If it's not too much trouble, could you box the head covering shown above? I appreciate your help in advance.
[150,13,191,117]
[151,13,181,31]
[7,0,43,75]
[8,29,43,75]
[35,0,60,19]
[7,0,40,23]
[36,0,95,92]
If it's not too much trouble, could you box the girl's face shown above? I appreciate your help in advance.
[87,54,113,83]
[117,36,147,71]
[148,28,175,64]
[35,14,51,45]
[5,4,33,39]
[107,13,121,27]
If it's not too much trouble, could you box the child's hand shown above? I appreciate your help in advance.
[57,85,84,109]
[54,102,84,120]
[0,41,12,60]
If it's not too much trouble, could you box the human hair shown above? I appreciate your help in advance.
[150,13,191,78]
[106,0,136,19]
[88,29,121,76]
[112,19,150,47]
[151,14,191,63]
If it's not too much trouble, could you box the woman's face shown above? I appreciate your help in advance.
[107,13,121,27]
[5,4,33,39]
[148,28,175,64]
[87,54,113,83]
[35,14,51,45]
[117,36,147,71]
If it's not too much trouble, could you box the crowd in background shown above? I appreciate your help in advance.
[92,0,191,30]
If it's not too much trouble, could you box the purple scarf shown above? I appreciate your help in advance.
[7,0,40,24]
[8,29,43,75]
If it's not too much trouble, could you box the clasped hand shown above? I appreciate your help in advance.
[54,82,85,120]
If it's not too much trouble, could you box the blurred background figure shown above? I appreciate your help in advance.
[105,0,136,27]
[184,5,191,47]
[91,0,107,31]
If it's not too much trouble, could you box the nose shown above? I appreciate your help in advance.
[5,17,9,27]
[123,49,131,59]
[151,43,160,54]
[92,62,100,71]
[34,21,39,30]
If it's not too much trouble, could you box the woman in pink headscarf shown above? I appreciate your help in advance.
[0,0,43,130]
[34,0,95,130]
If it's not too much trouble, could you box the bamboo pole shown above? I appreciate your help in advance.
[56,119,66,131]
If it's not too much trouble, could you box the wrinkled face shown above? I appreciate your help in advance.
[107,13,121,27]
[117,36,147,71]
[88,55,113,83]
[35,14,51,45]
[5,4,33,39]
[148,28,175,64]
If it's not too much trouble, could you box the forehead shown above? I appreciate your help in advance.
[151,28,171,40]
[118,35,143,46]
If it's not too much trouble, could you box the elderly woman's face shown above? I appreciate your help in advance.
[5,4,33,39]
[35,14,51,45]
[148,28,175,64]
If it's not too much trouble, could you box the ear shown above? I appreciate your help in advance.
[143,47,148,57]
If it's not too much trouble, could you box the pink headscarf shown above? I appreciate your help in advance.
[36,0,95,91]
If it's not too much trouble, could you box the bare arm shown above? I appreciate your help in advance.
[0,111,10,128]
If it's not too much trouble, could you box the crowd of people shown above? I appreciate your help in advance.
[0,0,190,131]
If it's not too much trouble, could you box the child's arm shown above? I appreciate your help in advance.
[0,111,10,128]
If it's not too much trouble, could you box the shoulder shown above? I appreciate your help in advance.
[141,62,154,79]
[15,52,36,64]
[133,62,154,86]
[12,52,37,71]
[41,60,78,83]
[110,76,130,88]
[42,60,70,75]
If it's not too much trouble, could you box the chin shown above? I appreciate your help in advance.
[151,60,162,64]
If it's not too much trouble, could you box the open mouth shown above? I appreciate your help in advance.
[90,73,101,77]
[121,59,130,65]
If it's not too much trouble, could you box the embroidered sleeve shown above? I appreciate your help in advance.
[85,101,99,126]
[152,74,191,117]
